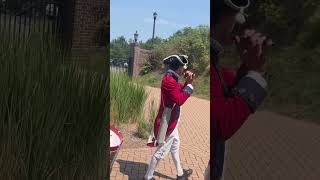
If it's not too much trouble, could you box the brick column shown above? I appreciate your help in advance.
[129,43,153,78]
[71,0,106,60]
[129,43,138,77]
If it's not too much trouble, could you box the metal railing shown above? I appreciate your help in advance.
[110,59,129,73]
[0,0,70,46]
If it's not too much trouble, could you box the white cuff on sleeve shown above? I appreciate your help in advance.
[246,71,268,89]
[187,84,193,90]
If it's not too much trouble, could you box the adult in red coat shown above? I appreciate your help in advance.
[208,0,273,179]
[145,55,194,180]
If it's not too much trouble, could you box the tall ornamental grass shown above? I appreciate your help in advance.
[137,99,158,139]
[110,71,147,124]
[0,34,108,179]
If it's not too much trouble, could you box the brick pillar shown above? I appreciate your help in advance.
[129,43,139,77]
[129,43,153,78]
[71,0,106,60]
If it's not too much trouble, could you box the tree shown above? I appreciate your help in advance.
[153,25,210,75]
[140,37,163,50]
[110,26,210,75]
[110,36,130,59]
[246,0,319,45]
[298,5,320,49]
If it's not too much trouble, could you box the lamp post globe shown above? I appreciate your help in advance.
[153,12,157,20]
[134,30,139,44]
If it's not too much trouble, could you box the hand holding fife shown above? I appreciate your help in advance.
[184,70,195,84]
[234,29,273,74]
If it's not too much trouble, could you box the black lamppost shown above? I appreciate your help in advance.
[134,30,139,45]
[152,12,157,44]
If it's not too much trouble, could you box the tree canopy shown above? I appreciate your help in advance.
[152,25,210,75]
[246,0,319,45]
[110,25,210,75]
[110,36,130,59]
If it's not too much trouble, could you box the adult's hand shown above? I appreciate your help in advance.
[234,29,273,74]
[184,70,194,84]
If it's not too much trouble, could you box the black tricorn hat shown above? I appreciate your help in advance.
[213,0,250,24]
[163,55,189,70]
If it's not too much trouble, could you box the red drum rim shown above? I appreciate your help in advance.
[110,126,124,151]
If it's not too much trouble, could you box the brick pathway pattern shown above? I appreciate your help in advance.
[111,87,320,180]
[224,111,320,180]
[111,87,210,180]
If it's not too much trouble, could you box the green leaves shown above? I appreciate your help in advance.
[142,61,153,75]
[247,0,319,45]
[140,37,164,50]
[298,6,320,49]
[110,36,130,59]
[153,26,210,75]
[110,26,210,75]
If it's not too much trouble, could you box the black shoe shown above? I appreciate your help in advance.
[176,169,193,180]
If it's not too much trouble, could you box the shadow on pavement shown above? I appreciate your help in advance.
[117,159,175,180]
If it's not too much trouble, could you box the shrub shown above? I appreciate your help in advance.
[141,61,153,75]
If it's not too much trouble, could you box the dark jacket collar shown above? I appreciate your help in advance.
[166,69,180,82]
[212,39,224,55]
[211,38,224,66]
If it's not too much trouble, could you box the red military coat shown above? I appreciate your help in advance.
[211,64,252,179]
[147,70,192,147]
[211,40,267,178]
[211,64,251,140]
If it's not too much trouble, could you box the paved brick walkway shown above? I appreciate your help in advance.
[111,87,320,180]
[224,111,320,180]
[110,87,210,180]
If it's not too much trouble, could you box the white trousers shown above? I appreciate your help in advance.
[145,128,183,179]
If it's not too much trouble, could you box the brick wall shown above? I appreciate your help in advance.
[72,0,106,49]
[69,0,106,62]
[129,43,153,77]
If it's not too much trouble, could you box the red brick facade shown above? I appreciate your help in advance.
[72,0,106,49]
[129,43,153,77]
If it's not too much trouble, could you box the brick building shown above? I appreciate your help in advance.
[0,0,107,60]
[72,0,106,49]
[71,0,107,60]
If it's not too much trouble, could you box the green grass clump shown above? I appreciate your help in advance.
[136,72,161,88]
[137,118,149,139]
[110,71,147,125]
[0,34,108,179]
[137,100,158,139]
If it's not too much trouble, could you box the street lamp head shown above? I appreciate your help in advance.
[153,12,157,19]
[134,30,139,43]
